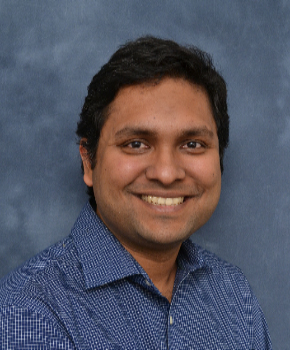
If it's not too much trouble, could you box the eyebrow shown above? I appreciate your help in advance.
[114,126,215,139]
[180,127,215,139]
[114,127,157,139]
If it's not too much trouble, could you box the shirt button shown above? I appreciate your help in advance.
[145,279,151,286]
[169,316,174,325]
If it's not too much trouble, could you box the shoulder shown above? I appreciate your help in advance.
[180,242,272,348]
[198,245,245,274]
[184,240,245,274]
[0,235,83,315]
[0,236,82,346]
[184,241,253,295]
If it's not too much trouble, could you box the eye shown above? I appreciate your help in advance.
[121,139,150,154]
[124,140,148,149]
[127,141,147,149]
[183,141,202,149]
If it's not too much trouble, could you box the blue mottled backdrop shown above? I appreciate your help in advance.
[1,1,289,348]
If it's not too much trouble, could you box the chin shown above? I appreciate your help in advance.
[138,226,192,248]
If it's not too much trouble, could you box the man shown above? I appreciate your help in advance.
[0,37,271,349]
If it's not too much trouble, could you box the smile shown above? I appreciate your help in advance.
[141,195,184,206]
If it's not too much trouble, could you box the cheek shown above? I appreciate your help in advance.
[98,154,145,188]
[187,155,221,188]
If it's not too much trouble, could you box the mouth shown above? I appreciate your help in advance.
[141,195,185,206]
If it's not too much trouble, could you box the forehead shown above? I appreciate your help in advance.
[104,78,217,137]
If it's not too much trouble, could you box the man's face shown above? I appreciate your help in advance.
[82,78,221,253]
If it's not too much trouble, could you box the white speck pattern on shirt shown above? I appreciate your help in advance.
[0,202,272,349]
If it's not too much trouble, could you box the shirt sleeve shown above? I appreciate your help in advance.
[252,294,272,350]
[0,306,75,350]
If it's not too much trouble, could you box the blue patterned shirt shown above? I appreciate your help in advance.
[0,202,271,349]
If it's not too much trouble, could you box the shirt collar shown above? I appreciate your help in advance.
[71,202,142,290]
[177,238,207,273]
[71,202,208,290]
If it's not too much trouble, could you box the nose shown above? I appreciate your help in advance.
[145,148,186,185]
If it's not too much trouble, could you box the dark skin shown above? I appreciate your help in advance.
[80,78,221,302]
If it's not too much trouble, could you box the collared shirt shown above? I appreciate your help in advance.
[0,202,272,349]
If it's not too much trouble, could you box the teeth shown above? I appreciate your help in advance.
[141,195,184,206]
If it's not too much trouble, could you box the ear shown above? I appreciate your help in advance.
[79,140,93,187]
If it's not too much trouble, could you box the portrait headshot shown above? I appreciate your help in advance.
[0,1,289,349]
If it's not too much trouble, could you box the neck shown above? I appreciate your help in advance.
[124,244,181,302]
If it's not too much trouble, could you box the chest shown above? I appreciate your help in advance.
[58,275,252,349]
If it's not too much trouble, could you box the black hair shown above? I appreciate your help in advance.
[76,36,229,205]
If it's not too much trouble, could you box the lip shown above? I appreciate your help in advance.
[132,191,191,198]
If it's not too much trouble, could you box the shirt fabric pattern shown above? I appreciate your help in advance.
[0,202,272,349]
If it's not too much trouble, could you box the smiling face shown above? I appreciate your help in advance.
[81,78,221,254]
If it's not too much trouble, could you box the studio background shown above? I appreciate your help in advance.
[1,1,289,349]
